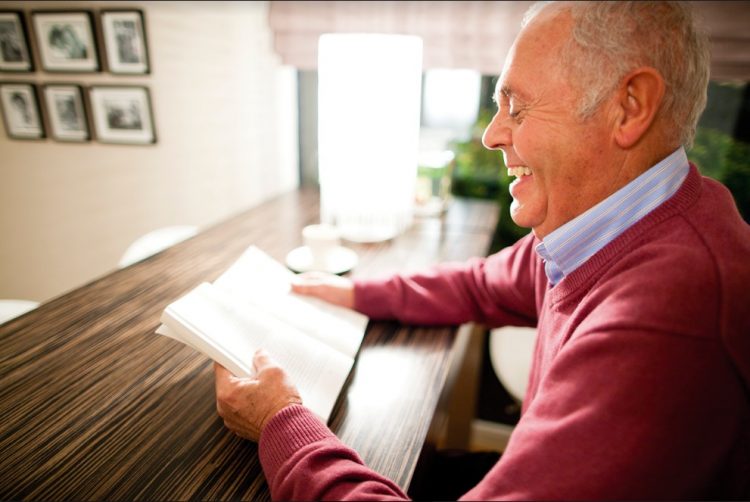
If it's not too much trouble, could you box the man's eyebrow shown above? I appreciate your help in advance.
[493,84,516,104]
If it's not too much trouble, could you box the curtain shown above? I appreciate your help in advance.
[268,0,750,81]
[268,1,531,75]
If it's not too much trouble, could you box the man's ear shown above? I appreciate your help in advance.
[612,67,666,149]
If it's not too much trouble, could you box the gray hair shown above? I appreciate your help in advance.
[523,1,710,149]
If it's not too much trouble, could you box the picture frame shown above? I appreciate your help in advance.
[0,82,45,139]
[42,84,89,142]
[32,10,99,72]
[101,10,149,75]
[89,86,156,144]
[0,11,34,72]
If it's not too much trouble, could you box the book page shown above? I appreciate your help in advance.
[160,282,353,421]
[213,246,369,358]
[155,323,200,352]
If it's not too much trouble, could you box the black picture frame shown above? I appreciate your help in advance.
[100,9,150,75]
[31,10,100,73]
[0,11,34,72]
[89,85,156,145]
[0,81,45,139]
[42,83,90,142]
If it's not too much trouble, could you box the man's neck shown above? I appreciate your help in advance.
[600,135,682,209]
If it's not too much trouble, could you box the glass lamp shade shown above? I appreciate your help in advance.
[318,33,423,242]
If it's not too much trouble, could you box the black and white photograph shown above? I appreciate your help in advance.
[32,11,99,72]
[43,84,89,142]
[0,11,34,72]
[89,86,155,144]
[0,82,44,139]
[101,10,149,74]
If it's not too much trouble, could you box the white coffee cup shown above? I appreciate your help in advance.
[302,223,341,270]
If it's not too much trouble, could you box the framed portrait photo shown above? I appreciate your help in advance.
[89,86,156,144]
[101,10,149,75]
[42,84,89,142]
[32,11,99,72]
[0,82,44,139]
[0,11,34,72]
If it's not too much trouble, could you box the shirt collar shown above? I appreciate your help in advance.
[535,147,690,286]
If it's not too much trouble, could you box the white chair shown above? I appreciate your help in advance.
[118,225,198,269]
[0,299,40,325]
[488,326,538,403]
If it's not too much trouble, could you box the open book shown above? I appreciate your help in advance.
[156,245,369,422]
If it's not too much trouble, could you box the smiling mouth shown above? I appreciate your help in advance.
[507,166,532,178]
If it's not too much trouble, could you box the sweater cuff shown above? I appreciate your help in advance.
[353,277,396,319]
[259,404,335,482]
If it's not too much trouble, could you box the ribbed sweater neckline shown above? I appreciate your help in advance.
[545,163,702,306]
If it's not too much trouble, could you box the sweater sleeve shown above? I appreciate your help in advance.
[461,329,746,500]
[259,404,409,501]
[262,329,744,500]
[353,233,541,327]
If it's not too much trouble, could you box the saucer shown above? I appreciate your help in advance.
[285,245,358,275]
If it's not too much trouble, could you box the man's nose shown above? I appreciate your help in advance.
[482,112,511,151]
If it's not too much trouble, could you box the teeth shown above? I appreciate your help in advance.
[508,166,532,177]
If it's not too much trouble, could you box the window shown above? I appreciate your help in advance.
[297,72,750,232]
[689,81,750,222]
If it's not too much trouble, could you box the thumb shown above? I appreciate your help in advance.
[252,348,274,373]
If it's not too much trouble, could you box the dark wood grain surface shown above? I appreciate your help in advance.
[0,187,499,501]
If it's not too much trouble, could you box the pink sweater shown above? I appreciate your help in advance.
[260,166,750,500]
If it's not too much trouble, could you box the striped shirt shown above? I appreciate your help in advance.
[535,147,690,286]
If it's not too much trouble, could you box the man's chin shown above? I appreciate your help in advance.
[509,204,531,229]
[509,205,544,238]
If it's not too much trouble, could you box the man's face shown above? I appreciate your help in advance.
[482,10,614,239]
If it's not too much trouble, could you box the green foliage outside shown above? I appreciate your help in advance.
[687,127,750,222]
[449,109,528,250]
[450,109,503,198]
[449,113,750,250]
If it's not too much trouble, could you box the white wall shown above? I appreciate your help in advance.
[0,1,299,302]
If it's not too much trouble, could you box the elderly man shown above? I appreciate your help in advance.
[215,1,750,499]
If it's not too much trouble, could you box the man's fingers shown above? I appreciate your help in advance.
[214,362,237,412]
[297,271,330,281]
[290,282,312,294]
[291,272,332,290]
[214,361,234,381]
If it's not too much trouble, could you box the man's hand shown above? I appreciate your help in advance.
[214,349,302,442]
[291,272,355,309]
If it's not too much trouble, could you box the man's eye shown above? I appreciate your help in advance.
[508,98,523,120]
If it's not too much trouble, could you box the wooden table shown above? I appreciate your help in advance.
[0,187,499,501]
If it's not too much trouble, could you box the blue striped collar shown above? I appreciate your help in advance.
[535,147,690,286]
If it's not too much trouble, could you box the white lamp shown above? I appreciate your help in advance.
[318,34,423,242]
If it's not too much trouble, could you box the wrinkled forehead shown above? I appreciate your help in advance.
[494,7,573,99]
